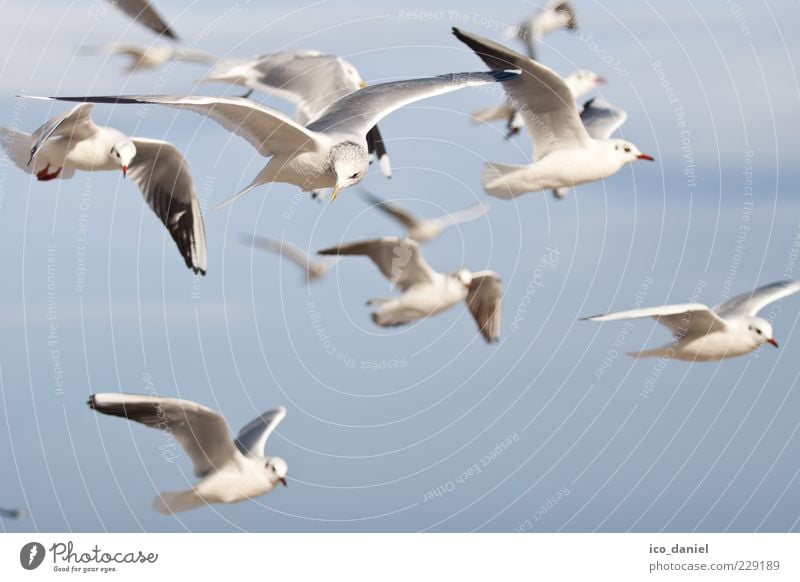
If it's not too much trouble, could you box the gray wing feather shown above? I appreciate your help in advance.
[234,406,287,457]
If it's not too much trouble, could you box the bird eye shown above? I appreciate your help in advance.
[614,145,619,150]
[349,173,359,180]
[624,147,631,153]
[757,329,762,335]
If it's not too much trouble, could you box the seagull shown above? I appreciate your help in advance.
[106,0,178,40]
[242,234,338,282]
[582,280,800,361]
[81,43,216,74]
[506,0,578,59]
[318,237,503,342]
[471,69,605,139]
[359,190,489,243]
[0,507,27,519]
[0,103,207,274]
[453,28,653,200]
[40,68,518,206]
[199,50,393,192]
[88,393,288,514]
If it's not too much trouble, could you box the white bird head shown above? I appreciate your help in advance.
[746,317,778,349]
[329,141,369,202]
[611,139,654,164]
[111,140,137,177]
[266,457,288,487]
[565,69,605,97]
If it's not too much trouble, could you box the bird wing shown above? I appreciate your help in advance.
[582,303,729,336]
[318,237,436,291]
[452,27,591,160]
[108,0,178,40]
[580,98,628,139]
[88,393,238,478]
[129,138,207,275]
[246,235,315,272]
[550,1,579,30]
[233,406,287,458]
[28,103,99,166]
[714,280,800,318]
[360,190,420,229]
[466,271,503,342]
[40,95,323,158]
[439,201,489,227]
[307,70,518,137]
[170,48,218,65]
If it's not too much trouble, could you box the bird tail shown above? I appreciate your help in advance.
[625,345,671,359]
[153,489,204,514]
[0,127,34,173]
[481,162,532,199]
[470,104,513,125]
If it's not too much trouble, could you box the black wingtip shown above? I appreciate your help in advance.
[492,69,521,82]
[583,97,596,109]
[87,394,97,409]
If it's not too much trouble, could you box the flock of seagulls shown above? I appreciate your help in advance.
[1,0,798,517]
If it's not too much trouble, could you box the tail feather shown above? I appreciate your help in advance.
[153,489,204,514]
[0,127,34,173]
[470,104,513,125]
[481,162,532,199]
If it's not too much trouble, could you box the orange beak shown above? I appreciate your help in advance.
[122,165,128,178]
[279,477,287,487]
[767,338,778,348]
[637,154,655,161]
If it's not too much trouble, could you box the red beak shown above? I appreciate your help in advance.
[122,165,128,178]
[596,76,607,84]
[279,477,287,487]
[637,154,655,161]
[767,338,779,348]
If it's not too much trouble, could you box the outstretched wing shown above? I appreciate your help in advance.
[452,27,590,160]
[28,103,98,166]
[582,303,728,337]
[580,98,628,139]
[129,138,207,275]
[360,190,420,229]
[89,393,238,477]
[714,280,800,318]
[245,235,315,272]
[234,406,287,457]
[308,70,518,137]
[318,237,436,291]
[439,201,490,227]
[467,271,503,343]
[108,0,178,40]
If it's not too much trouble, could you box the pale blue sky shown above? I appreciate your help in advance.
[1,0,800,532]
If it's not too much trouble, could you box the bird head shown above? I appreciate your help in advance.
[266,457,288,487]
[329,141,369,202]
[111,140,137,177]
[565,69,605,96]
[747,317,777,348]
[612,139,654,164]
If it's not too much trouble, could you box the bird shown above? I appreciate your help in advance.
[318,237,503,342]
[106,0,178,40]
[242,234,338,283]
[0,103,207,274]
[506,0,578,59]
[39,68,519,206]
[471,68,605,139]
[581,280,800,361]
[453,27,653,200]
[0,506,27,519]
[81,43,216,74]
[359,190,489,243]
[88,393,288,514]
[199,50,393,192]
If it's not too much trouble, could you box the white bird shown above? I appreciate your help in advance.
[106,0,178,40]
[0,507,27,519]
[43,69,517,206]
[453,28,653,200]
[471,69,605,139]
[242,234,338,282]
[199,50,393,187]
[506,0,578,59]
[1,103,207,274]
[359,190,489,243]
[81,43,216,74]
[318,237,503,342]
[89,393,288,514]
[582,280,800,361]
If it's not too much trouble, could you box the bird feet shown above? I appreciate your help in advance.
[36,164,62,181]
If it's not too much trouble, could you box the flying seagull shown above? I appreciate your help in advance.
[506,0,578,59]
[36,68,518,206]
[319,237,503,342]
[359,190,489,243]
[89,393,288,514]
[582,280,800,361]
[0,103,207,274]
[453,27,653,200]
[200,50,392,182]
[106,0,178,40]
[242,234,338,282]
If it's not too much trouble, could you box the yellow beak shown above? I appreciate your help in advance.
[359,81,368,89]
[330,185,341,202]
